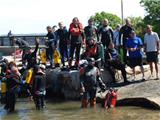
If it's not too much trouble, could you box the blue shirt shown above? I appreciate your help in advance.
[126,36,143,58]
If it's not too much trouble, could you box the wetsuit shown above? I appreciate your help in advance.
[82,43,104,68]
[69,22,84,67]
[46,32,57,66]
[5,71,21,112]
[99,25,114,49]
[32,71,46,110]
[84,25,99,44]
[80,65,105,108]
[23,43,39,69]
[57,27,69,66]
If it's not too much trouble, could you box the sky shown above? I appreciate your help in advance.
[0,0,145,35]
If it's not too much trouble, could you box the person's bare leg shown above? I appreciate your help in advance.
[132,67,136,80]
[140,66,145,80]
[154,62,159,78]
[149,62,153,76]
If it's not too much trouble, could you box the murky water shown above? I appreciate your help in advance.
[0,100,160,120]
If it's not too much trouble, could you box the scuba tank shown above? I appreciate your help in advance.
[53,49,61,66]
[26,68,34,85]
[1,77,7,94]
[104,88,118,109]
[111,90,117,107]
[40,50,47,64]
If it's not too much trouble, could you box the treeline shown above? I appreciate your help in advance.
[90,0,160,40]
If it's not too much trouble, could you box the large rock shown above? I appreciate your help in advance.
[97,79,160,109]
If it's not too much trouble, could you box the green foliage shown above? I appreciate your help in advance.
[90,11,121,29]
[140,0,160,35]
[128,16,146,39]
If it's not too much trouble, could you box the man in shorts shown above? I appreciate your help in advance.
[126,30,145,80]
[144,25,160,79]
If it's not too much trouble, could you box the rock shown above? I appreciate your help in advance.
[97,79,160,109]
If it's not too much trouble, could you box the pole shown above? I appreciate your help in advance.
[121,0,124,25]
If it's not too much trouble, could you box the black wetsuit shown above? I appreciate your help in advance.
[99,25,114,48]
[32,72,46,110]
[84,25,99,44]
[23,43,39,69]
[57,27,69,66]
[15,39,30,64]
[46,32,57,66]
[5,73,21,112]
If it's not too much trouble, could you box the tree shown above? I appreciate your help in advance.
[90,12,121,29]
[140,0,160,35]
[128,16,146,39]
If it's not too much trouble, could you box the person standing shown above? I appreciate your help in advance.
[126,31,145,80]
[119,18,134,64]
[144,25,160,79]
[80,58,106,108]
[84,18,99,45]
[57,22,69,66]
[99,19,114,49]
[5,62,21,112]
[32,65,46,110]
[68,17,85,67]
[113,24,121,50]
[45,26,57,67]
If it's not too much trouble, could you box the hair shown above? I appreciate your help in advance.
[72,17,79,22]
[46,26,51,29]
[146,24,153,29]
[88,18,94,22]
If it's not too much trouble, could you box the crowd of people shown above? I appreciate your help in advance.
[0,17,160,112]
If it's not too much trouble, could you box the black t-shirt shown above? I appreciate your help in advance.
[56,28,68,45]
[119,25,134,45]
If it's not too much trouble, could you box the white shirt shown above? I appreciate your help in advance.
[144,32,159,52]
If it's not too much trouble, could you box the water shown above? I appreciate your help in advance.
[0,100,160,120]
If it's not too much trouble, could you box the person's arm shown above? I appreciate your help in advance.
[80,68,85,93]
[98,28,102,41]
[155,33,160,53]
[109,27,114,42]
[96,28,100,42]
[96,69,106,91]
[119,28,123,47]
[33,37,39,54]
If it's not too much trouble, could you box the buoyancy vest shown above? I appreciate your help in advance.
[69,23,83,36]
